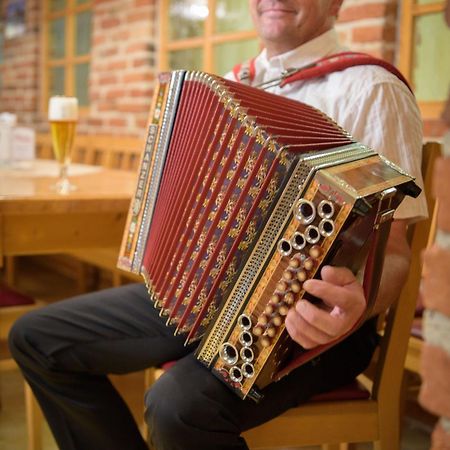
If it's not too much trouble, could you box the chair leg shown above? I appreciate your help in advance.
[25,381,43,450]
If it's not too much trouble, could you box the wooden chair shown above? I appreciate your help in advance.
[242,142,441,450]
[21,143,439,450]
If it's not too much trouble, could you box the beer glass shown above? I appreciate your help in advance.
[48,96,78,194]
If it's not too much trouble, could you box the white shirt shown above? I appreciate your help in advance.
[225,29,427,221]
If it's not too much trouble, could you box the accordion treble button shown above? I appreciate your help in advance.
[290,281,301,293]
[303,258,315,271]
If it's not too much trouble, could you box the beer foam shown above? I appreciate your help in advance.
[48,96,79,121]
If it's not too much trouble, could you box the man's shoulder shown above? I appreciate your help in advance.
[326,63,410,93]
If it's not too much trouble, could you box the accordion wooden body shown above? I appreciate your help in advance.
[118,70,420,400]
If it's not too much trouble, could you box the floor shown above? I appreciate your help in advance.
[0,257,436,450]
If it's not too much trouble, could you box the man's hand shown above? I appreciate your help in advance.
[285,265,366,349]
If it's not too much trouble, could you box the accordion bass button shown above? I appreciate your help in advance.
[219,343,239,365]
[265,303,275,315]
[295,199,316,225]
[237,314,252,330]
[260,336,272,348]
[266,326,277,338]
[318,200,335,219]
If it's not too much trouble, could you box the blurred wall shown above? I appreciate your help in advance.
[0,0,446,141]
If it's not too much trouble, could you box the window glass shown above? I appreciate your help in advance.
[49,0,66,12]
[76,10,92,56]
[50,18,66,59]
[413,12,450,101]
[416,0,441,4]
[50,66,65,97]
[213,39,260,75]
[75,62,90,106]
[215,0,254,33]
[169,48,203,70]
[168,0,208,40]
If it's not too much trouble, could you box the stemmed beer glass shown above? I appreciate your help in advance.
[48,96,78,194]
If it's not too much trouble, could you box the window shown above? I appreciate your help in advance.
[399,0,450,120]
[160,0,260,76]
[43,0,92,110]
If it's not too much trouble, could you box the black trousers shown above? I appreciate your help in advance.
[9,283,378,450]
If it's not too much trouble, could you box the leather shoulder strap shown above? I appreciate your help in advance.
[281,51,412,92]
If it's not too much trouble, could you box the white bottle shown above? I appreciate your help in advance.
[0,113,18,166]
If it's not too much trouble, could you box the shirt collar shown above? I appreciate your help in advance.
[257,29,343,72]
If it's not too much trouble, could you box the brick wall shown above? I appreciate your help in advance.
[0,0,40,126]
[0,0,447,140]
[337,0,398,63]
[85,0,157,138]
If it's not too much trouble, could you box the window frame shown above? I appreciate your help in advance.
[159,0,259,73]
[41,0,92,114]
[399,0,447,120]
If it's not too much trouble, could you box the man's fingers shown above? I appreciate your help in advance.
[294,300,341,337]
[319,265,357,286]
[303,267,364,310]
[285,309,334,348]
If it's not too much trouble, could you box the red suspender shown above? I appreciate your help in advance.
[232,58,256,85]
[231,51,412,92]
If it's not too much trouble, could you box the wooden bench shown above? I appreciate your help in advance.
[32,132,145,290]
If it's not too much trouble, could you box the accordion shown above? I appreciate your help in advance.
[118,71,420,401]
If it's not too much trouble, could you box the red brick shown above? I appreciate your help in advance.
[122,72,154,83]
[126,42,150,53]
[117,103,150,113]
[108,118,128,127]
[339,3,387,23]
[129,88,153,97]
[100,18,121,29]
[352,25,384,43]
[105,88,127,99]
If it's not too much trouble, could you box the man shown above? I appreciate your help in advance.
[9,1,426,449]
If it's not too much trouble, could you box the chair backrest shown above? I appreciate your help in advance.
[36,133,144,171]
[371,142,441,404]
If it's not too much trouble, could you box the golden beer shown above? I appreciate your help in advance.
[50,120,77,165]
[48,96,78,193]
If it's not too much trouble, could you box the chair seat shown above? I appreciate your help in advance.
[310,379,370,402]
[0,285,35,307]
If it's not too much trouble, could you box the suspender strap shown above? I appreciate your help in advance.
[280,51,413,93]
[232,58,256,85]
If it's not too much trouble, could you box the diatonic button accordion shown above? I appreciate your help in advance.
[118,70,420,400]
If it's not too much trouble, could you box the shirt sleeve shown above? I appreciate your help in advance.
[334,80,428,223]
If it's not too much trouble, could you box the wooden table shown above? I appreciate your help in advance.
[0,160,137,262]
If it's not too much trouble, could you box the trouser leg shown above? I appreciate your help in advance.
[145,318,378,450]
[8,283,194,450]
